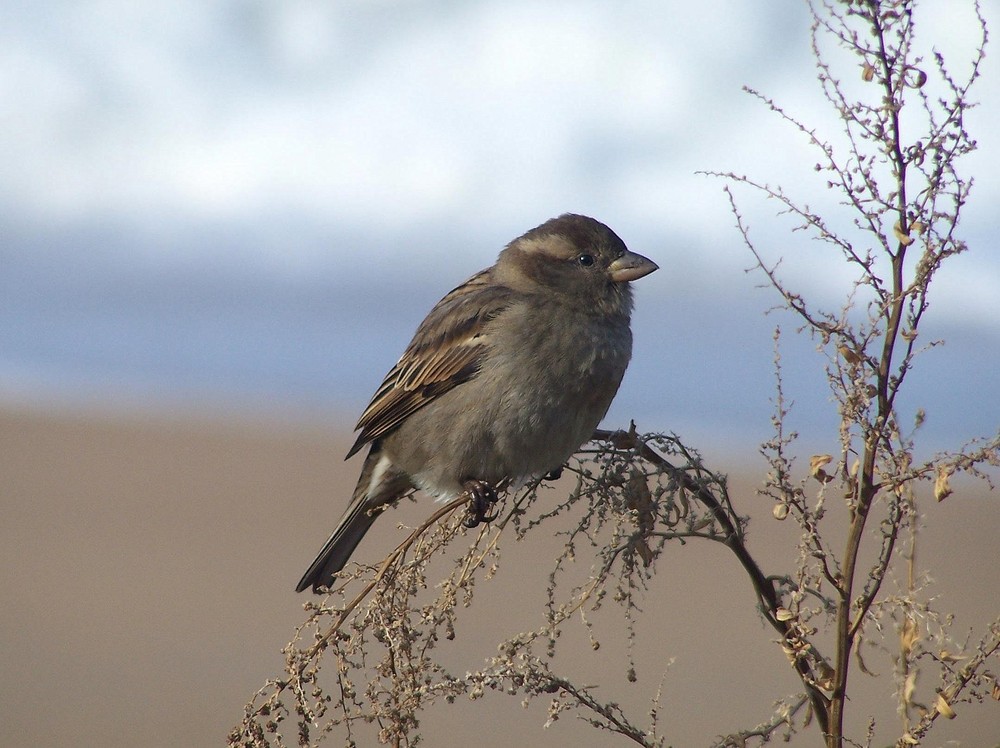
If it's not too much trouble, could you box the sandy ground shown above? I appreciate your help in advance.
[1,404,997,747]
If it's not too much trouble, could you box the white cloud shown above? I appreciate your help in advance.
[1,0,996,327]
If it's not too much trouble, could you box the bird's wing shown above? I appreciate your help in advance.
[346,269,514,458]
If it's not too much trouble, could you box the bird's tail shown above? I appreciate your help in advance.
[295,446,411,593]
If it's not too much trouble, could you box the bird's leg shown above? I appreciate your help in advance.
[543,466,563,481]
[462,479,499,528]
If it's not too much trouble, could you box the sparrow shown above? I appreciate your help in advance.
[296,214,657,592]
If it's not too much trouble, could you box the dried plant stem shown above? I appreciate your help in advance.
[301,494,470,664]
[595,428,833,731]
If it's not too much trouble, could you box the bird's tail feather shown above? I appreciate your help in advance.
[294,496,378,592]
[295,446,411,593]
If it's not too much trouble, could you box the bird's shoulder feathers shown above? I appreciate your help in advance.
[346,269,516,458]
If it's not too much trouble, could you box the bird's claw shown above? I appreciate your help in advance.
[462,479,499,528]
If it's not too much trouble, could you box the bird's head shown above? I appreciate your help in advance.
[495,214,658,317]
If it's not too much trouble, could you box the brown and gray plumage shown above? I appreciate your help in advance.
[296,214,657,592]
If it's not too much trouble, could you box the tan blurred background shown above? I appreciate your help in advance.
[2,403,997,747]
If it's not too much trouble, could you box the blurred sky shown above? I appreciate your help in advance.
[1,0,998,454]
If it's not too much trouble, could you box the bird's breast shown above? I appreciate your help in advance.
[385,301,633,497]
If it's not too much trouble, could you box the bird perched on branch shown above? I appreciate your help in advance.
[297,214,657,592]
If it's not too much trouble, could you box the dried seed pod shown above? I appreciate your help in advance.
[904,65,928,88]
[810,454,835,483]
[937,649,966,663]
[893,221,915,246]
[775,607,795,621]
[934,465,954,502]
[900,615,919,657]
[935,693,957,719]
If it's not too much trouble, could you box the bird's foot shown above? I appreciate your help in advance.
[544,466,563,481]
[462,479,499,528]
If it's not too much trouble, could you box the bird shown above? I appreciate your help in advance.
[296,214,657,592]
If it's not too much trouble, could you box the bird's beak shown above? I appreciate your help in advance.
[608,251,658,283]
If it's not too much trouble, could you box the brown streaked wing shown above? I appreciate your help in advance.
[345,269,514,458]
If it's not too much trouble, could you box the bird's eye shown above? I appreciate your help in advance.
[577,253,595,267]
